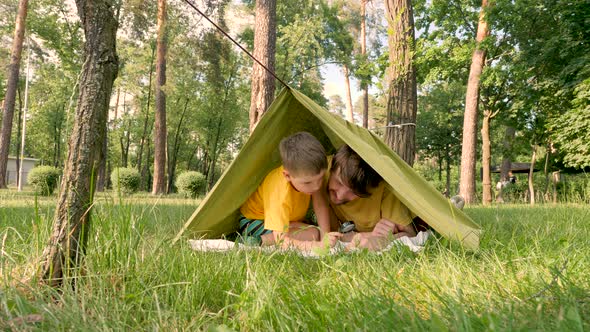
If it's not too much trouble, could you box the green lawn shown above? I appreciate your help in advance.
[1,191,588,331]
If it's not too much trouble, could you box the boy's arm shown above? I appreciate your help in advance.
[312,190,333,239]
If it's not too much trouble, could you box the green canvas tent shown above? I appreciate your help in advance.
[174,88,482,249]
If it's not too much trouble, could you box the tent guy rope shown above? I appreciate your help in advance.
[182,0,289,89]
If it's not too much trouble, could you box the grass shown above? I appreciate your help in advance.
[1,190,589,331]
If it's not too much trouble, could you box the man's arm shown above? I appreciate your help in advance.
[371,218,416,238]
[345,219,416,251]
[261,230,341,251]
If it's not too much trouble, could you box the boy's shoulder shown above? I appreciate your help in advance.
[261,165,288,187]
[265,165,285,178]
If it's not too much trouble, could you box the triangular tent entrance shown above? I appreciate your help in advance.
[174,88,482,249]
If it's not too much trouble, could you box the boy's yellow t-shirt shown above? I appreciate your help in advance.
[330,180,412,232]
[240,166,311,232]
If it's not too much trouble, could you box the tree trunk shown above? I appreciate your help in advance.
[543,145,551,198]
[142,140,152,192]
[152,0,167,195]
[119,119,130,168]
[0,0,28,188]
[481,110,493,205]
[96,127,107,191]
[459,0,490,204]
[528,144,537,206]
[552,171,559,203]
[53,105,65,167]
[361,0,369,129]
[98,87,120,191]
[166,98,189,193]
[445,147,451,197]
[137,47,155,177]
[342,65,354,123]
[15,88,23,188]
[40,0,118,287]
[249,0,276,132]
[500,126,515,180]
[496,125,515,203]
[384,0,417,166]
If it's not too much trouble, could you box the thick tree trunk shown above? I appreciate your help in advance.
[40,0,118,287]
[481,110,493,205]
[249,0,276,132]
[459,0,490,204]
[0,0,28,188]
[528,144,537,206]
[361,0,369,129]
[152,0,167,195]
[384,0,417,166]
[342,66,354,123]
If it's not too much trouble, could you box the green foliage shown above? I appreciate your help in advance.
[549,79,590,169]
[27,165,61,196]
[111,167,140,195]
[175,171,206,198]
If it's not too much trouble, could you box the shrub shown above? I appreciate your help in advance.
[111,167,140,194]
[27,166,61,196]
[176,171,206,198]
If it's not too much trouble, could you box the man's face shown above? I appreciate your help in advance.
[284,170,326,195]
[327,169,359,205]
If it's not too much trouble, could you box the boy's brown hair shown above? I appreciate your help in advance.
[279,132,327,176]
[331,145,381,197]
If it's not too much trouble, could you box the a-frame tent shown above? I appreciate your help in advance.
[174,88,482,249]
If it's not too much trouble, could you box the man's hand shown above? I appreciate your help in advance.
[348,232,390,251]
[371,219,396,237]
[371,219,416,238]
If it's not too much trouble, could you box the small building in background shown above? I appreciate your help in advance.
[6,156,39,186]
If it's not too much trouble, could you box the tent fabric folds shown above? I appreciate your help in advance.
[174,88,482,249]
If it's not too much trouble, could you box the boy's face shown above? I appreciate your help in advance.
[283,169,326,195]
[327,169,360,205]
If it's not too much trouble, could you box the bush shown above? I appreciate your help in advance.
[176,171,206,198]
[27,166,61,196]
[111,167,140,194]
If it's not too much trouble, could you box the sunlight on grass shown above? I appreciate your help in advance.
[1,191,588,330]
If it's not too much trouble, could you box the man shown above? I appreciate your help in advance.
[327,145,416,250]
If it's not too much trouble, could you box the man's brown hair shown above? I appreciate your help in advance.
[279,132,327,176]
[331,145,381,197]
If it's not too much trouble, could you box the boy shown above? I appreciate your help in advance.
[238,132,338,250]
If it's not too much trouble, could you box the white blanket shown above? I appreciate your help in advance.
[188,231,431,257]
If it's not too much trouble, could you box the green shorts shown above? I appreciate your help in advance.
[238,215,272,245]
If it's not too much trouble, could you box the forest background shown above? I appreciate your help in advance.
[0,0,588,204]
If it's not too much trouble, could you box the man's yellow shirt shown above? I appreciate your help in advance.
[330,179,412,232]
